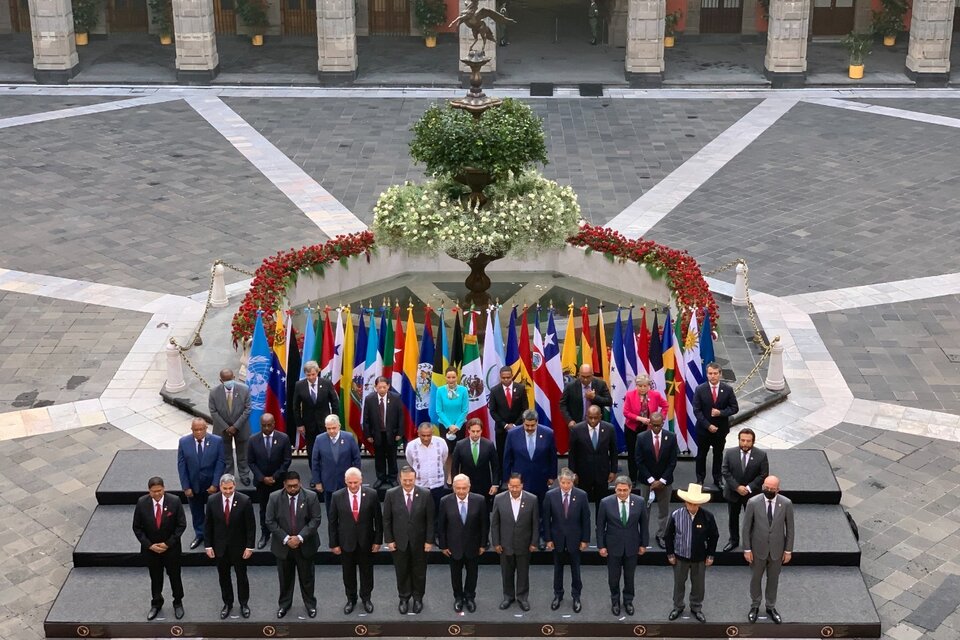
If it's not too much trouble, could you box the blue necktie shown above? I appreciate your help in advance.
[591,427,598,449]
[459,500,467,524]
[527,433,535,459]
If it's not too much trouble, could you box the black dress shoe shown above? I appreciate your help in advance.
[499,597,514,610]
[362,599,374,613]
[257,534,269,550]
[241,476,251,486]
[147,606,161,620]
[220,604,232,619]
[465,598,476,613]
[767,607,782,624]
[656,535,665,549]
[722,540,739,552]
[695,477,705,485]
[412,598,423,614]
[454,598,463,612]
[713,478,722,489]
[173,602,184,619]
[240,604,250,618]
[572,598,582,613]
[550,596,562,610]
[277,607,287,618]
[538,542,546,551]
[693,611,706,623]
[307,607,317,618]
[668,608,683,620]
[518,600,530,612]
[611,602,621,616]
[624,602,634,616]
[189,537,203,550]
[399,599,409,614]
[748,607,759,623]
[343,600,356,614]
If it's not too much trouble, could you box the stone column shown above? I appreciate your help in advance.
[624,0,664,87]
[610,0,629,46]
[685,0,700,35]
[459,0,497,81]
[905,0,953,86]
[29,0,79,83]
[763,0,809,87]
[1,0,14,33]
[172,0,219,83]
[356,0,369,36]
[741,0,758,36]
[318,0,358,84]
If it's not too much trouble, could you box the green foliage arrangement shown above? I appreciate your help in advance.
[841,32,873,65]
[72,0,101,33]
[870,0,907,37]
[148,0,173,36]
[414,0,447,37]
[409,99,548,181]
[664,10,682,36]
[237,0,270,31]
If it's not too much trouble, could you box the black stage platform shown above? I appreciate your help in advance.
[46,565,880,638]
[95,448,841,505]
[73,503,860,568]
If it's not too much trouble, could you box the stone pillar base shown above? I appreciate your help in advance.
[318,70,357,85]
[35,65,78,84]
[177,65,219,84]
[625,71,663,87]
[905,67,950,87]
[764,69,805,87]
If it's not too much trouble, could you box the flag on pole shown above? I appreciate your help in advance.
[363,308,383,402]
[541,309,566,452]
[505,307,534,410]
[700,310,715,377]
[246,312,271,436]
[648,311,664,395]
[462,311,487,427]
[681,311,703,455]
[493,306,506,365]
[450,309,464,376]
[382,305,396,385]
[637,307,650,378]
[429,309,449,425]
[670,312,690,453]
[265,310,288,437]
[609,308,628,453]
[416,311,436,427]
[623,307,639,390]
[580,305,594,375]
[400,306,420,441]
[319,308,334,381]
[341,307,354,428]
[595,308,610,387]
[531,308,550,427]
[331,308,344,400]
[346,311,367,443]
[300,308,315,377]
[482,306,504,440]
[518,307,535,410]
[284,325,301,436]
[661,310,681,439]
[561,304,578,384]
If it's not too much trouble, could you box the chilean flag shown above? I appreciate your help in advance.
[537,309,565,453]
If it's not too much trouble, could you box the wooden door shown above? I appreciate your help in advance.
[214,0,237,33]
[811,0,855,35]
[10,0,31,32]
[282,0,317,35]
[699,0,743,33]
[108,0,149,32]
[369,0,410,35]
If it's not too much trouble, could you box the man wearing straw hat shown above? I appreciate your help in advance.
[665,483,719,623]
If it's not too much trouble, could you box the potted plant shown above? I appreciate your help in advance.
[871,0,907,46]
[841,32,872,79]
[664,10,681,48]
[415,0,447,48]
[236,0,270,45]
[148,0,173,45]
[71,0,100,45]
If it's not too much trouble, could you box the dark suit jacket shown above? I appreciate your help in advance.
[310,431,361,490]
[451,436,499,493]
[502,426,558,496]
[665,506,719,562]
[567,420,618,490]
[133,494,186,553]
[382,485,435,550]
[203,492,256,559]
[488,383,528,434]
[328,487,384,552]
[559,378,613,424]
[247,430,292,484]
[437,492,489,560]
[491,490,539,555]
[635,429,679,486]
[543,486,591,553]
[721,446,769,502]
[692,381,739,437]
[291,378,340,437]
[265,488,322,559]
[596,493,649,556]
[208,382,252,438]
[176,434,225,492]
[362,390,403,441]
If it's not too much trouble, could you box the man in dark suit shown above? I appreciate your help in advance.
[635,412,679,548]
[383,465,435,614]
[291,360,340,467]
[488,366,528,468]
[543,468,590,613]
[362,376,403,489]
[721,428,769,552]
[204,473,256,619]
[491,473,539,611]
[176,418,225,549]
[743,475,794,624]
[502,410,557,543]
[451,418,499,510]
[666,483,720,623]
[437,474,490,613]
[568,405,618,513]
[265,471,322,619]
[208,368,252,486]
[692,362,740,488]
[329,467,384,614]
[596,476,648,616]
[559,364,613,427]
[133,476,186,621]
[310,414,361,515]
[246,413,292,550]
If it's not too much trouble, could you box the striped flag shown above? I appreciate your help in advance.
[400,306,420,440]
[560,304,578,385]
[609,308,628,452]
[462,311,487,427]
[637,307,650,378]
[482,306,504,440]
[416,311,435,427]
[518,307,535,410]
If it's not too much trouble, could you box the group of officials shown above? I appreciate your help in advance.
[133,361,794,624]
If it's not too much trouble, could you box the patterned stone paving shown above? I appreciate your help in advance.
[0,96,125,119]
[852,98,960,121]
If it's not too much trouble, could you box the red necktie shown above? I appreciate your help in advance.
[154,502,162,528]
[505,385,512,408]
[654,434,661,461]
[352,493,360,522]
[712,386,718,403]
[224,498,231,525]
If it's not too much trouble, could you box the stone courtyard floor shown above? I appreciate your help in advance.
[1,85,960,639]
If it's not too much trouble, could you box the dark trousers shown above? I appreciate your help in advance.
[500,552,531,601]
[372,431,398,480]
[607,552,638,605]
[695,430,726,483]
[341,548,375,601]
[495,428,507,471]
[304,430,318,470]
[276,548,317,609]
[216,555,250,606]
[581,482,607,516]
[256,480,279,536]
[187,490,211,538]
[728,498,747,543]
[449,556,479,599]
[552,548,583,598]
[625,428,640,481]
[392,543,428,599]
[672,557,706,612]
[146,550,184,607]
[429,486,449,535]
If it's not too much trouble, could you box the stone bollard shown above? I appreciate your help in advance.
[211,263,228,308]
[732,262,748,306]
[238,340,251,379]
[764,338,785,391]
[165,340,187,393]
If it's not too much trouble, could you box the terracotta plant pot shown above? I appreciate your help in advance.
[848,64,864,79]
[882,35,895,47]
[252,34,264,46]
[664,35,675,48]
[75,32,89,46]
[159,34,172,45]
[425,35,437,48]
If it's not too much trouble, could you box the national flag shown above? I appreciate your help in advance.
[661,310,681,439]
[345,311,367,443]
[331,307,344,397]
[363,308,383,403]
[401,306,420,441]
[482,306,504,440]
[319,307,335,382]
[648,311,664,394]
[450,308,464,376]
[700,309,716,378]
[311,310,323,364]
[518,307,535,409]
[246,312,270,435]
[560,304,578,384]
[341,307,354,427]
[541,309,566,452]
[505,307,534,410]
[623,307,639,391]
[609,308,628,452]
[637,307,650,377]
[580,305,594,375]
[531,308,550,428]
[492,306,506,364]
[284,324,301,436]
[382,305,396,385]
[429,308,449,425]
[670,312,690,453]
[265,310,288,436]
[299,308,315,377]
[462,312,487,426]
[595,308,610,387]
[681,311,703,455]
[416,311,436,427]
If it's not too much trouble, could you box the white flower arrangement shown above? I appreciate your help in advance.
[372,171,582,262]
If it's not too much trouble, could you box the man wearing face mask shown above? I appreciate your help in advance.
[742,476,794,625]
[209,369,252,486]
